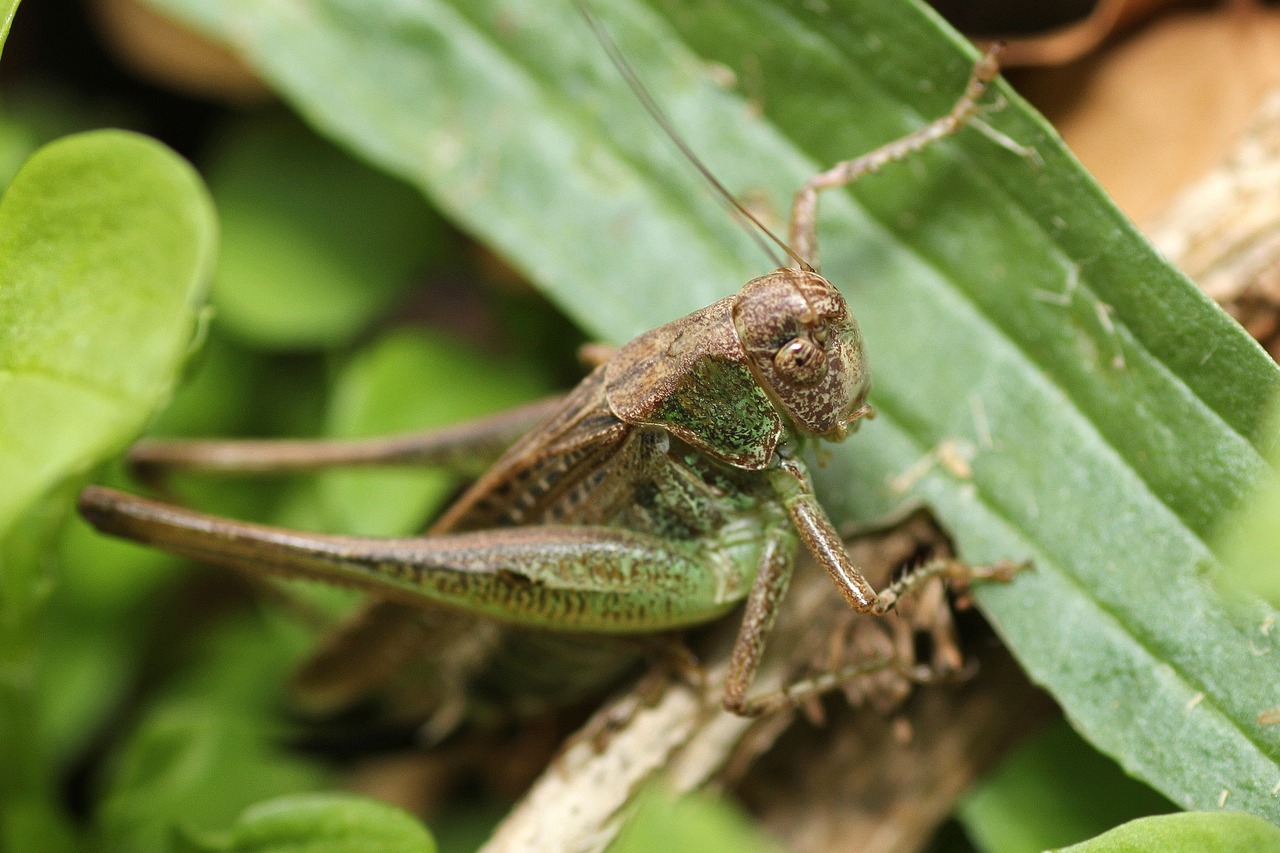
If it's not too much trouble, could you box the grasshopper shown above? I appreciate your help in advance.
[78,32,1006,728]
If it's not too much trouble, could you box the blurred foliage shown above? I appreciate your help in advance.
[1216,397,1280,606]
[1056,811,1280,853]
[959,720,1174,851]
[206,112,447,350]
[609,781,781,853]
[178,794,436,853]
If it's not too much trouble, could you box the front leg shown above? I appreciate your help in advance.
[768,454,886,613]
[725,458,1024,717]
[769,454,1027,617]
[721,526,796,716]
[719,457,887,717]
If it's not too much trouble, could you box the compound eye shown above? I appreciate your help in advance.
[773,337,827,387]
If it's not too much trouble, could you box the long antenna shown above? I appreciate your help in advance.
[576,1,813,272]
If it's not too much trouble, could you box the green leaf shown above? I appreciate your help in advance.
[1220,473,1280,604]
[215,794,435,853]
[0,129,214,849]
[0,130,216,537]
[0,83,143,193]
[315,329,550,536]
[609,782,780,853]
[0,0,20,56]
[1055,811,1280,853]
[206,112,445,349]
[96,702,330,853]
[959,720,1173,852]
[140,0,1280,819]
[93,606,330,853]
[147,331,264,439]
[1216,399,1280,605]
[1,793,79,853]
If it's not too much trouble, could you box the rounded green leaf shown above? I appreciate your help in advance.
[612,783,780,853]
[959,721,1173,852]
[0,0,20,56]
[97,703,329,853]
[0,129,216,535]
[227,794,435,853]
[316,329,549,535]
[207,114,444,349]
[1055,811,1280,853]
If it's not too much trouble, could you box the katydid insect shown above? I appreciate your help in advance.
[78,29,1009,727]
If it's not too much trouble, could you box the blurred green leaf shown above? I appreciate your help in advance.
[33,592,151,765]
[0,0,19,55]
[0,128,214,849]
[959,720,1173,852]
[148,331,264,439]
[0,113,35,190]
[30,607,133,753]
[1216,399,1280,605]
[0,493,85,853]
[427,799,507,853]
[96,702,331,853]
[315,329,550,535]
[0,84,132,192]
[196,794,435,853]
[161,607,316,716]
[91,601,333,853]
[51,332,265,685]
[0,130,215,537]
[1056,811,1280,853]
[140,0,1280,819]
[1220,482,1280,604]
[207,112,445,349]
[0,793,80,853]
[609,783,780,853]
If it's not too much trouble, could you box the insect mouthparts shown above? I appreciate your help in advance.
[848,402,876,424]
[835,402,876,439]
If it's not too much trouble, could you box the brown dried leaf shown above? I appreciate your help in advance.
[1015,7,1280,221]
[90,0,269,104]
[991,0,1197,67]
[1148,87,1280,358]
